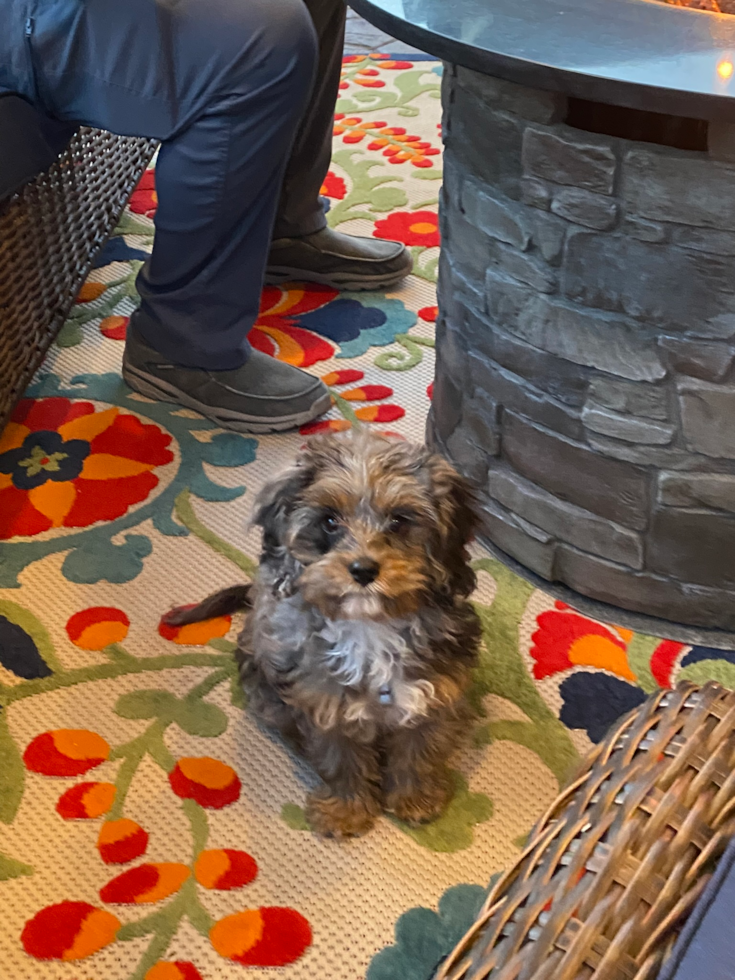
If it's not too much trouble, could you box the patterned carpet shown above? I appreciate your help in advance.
[1,55,734,980]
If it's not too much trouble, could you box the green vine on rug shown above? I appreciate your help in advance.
[470,558,580,787]
[56,261,142,348]
[337,67,441,117]
[174,488,258,579]
[106,670,232,980]
[327,148,409,227]
[374,331,435,371]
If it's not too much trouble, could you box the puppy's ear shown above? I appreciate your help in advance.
[251,462,313,553]
[426,454,480,598]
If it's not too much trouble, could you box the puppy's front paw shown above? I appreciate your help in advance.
[386,778,452,826]
[306,789,377,839]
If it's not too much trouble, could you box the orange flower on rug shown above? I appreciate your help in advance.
[0,398,174,539]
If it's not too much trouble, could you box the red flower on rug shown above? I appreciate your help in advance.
[210,907,312,966]
[169,756,241,809]
[129,170,157,218]
[531,603,636,682]
[530,602,683,743]
[97,818,150,864]
[21,901,120,960]
[100,863,191,904]
[145,963,204,980]
[250,283,338,366]
[301,369,406,434]
[0,398,174,539]
[158,608,232,646]
[24,729,110,776]
[333,115,439,166]
[76,281,107,303]
[195,849,258,890]
[320,170,347,199]
[56,782,116,819]
[66,607,130,649]
[373,211,440,247]
[100,315,129,340]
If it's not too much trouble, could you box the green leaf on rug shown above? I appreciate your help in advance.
[114,212,155,237]
[391,771,493,853]
[175,700,228,737]
[198,431,258,468]
[625,633,661,694]
[679,659,735,688]
[366,882,487,980]
[281,803,311,831]
[0,851,33,881]
[115,689,178,719]
[115,689,228,737]
[55,320,83,348]
[62,533,153,584]
[0,711,25,824]
[369,186,409,212]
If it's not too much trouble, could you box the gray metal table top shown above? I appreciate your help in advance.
[348,0,735,120]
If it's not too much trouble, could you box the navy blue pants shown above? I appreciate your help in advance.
[2,0,346,368]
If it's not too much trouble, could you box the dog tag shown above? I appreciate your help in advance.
[378,684,393,705]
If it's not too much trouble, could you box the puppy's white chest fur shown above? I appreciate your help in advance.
[318,618,434,725]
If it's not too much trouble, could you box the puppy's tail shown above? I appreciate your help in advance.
[163,585,252,627]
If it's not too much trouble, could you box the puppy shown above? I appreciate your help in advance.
[166,429,482,838]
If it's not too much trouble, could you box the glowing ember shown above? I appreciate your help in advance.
[661,0,735,13]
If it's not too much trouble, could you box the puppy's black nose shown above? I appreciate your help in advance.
[348,558,380,586]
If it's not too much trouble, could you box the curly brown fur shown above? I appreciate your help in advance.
[179,430,482,838]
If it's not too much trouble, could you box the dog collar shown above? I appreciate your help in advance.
[378,684,393,705]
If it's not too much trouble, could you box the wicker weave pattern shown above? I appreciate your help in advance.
[437,682,735,980]
[0,127,157,430]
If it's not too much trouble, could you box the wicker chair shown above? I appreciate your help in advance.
[437,681,735,980]
[0,126,157,431]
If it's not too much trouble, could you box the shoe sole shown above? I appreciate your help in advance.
[264,265,412,292]
[122,362,332,434]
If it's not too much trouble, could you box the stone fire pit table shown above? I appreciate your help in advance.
[351,0,735,643]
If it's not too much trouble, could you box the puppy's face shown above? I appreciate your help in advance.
[254,431,478,621]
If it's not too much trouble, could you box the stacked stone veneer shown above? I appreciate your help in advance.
[428,63,735,632]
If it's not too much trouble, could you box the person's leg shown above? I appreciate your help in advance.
[24,0,331,431]
[272,0,347,240]
[266,0,414,291]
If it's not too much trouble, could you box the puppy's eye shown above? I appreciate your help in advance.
[321,513,340,533]
[387,513,412,534]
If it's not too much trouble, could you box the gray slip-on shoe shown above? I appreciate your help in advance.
[122,329,331,434]
[265,226,413,291]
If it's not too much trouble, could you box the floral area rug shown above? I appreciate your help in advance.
[2,54,734,980]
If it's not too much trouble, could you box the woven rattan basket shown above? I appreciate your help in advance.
[437,681,735,980]
[0,127,157,430]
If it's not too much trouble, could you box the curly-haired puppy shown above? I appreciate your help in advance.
[165,429,482,839]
